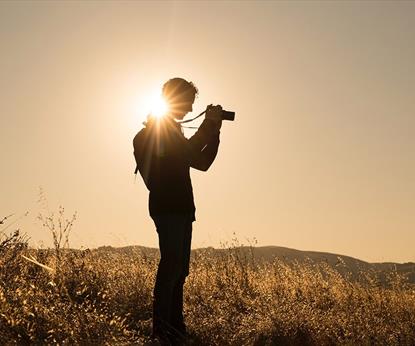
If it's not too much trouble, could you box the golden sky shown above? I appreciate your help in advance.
[1,1,414,262]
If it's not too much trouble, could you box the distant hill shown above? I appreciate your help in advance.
[95,245,415,284]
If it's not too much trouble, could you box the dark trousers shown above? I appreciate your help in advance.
[151,213,193,336]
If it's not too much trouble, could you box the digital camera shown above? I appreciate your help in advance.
[221,110,235,121]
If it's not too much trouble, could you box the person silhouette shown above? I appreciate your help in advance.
[133,78,223,344]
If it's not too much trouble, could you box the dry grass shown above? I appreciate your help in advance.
[1,215,415,345]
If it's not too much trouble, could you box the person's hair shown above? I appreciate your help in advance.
[162,77,198,102]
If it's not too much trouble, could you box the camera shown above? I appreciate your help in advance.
[221,110,235,121]
[179,106,235,126]
[206,105,235,121]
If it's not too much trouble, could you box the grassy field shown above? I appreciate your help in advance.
[1,214,415,345]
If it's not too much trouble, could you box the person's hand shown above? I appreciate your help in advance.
[205,104,223,132]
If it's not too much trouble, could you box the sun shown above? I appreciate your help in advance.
[149,92,169,119]
[131,87,170,129]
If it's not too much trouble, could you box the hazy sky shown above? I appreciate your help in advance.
[1,1,414,263]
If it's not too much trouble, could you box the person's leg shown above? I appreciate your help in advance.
[170,214,193,335]
[152,214,188,338]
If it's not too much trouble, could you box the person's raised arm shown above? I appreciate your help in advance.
[188,105,222,171]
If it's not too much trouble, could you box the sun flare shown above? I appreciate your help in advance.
[149,93,168,118]
[131,88,170,129]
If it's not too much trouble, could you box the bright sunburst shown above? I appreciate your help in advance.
[149,93,168,118]
[131,88,169,129]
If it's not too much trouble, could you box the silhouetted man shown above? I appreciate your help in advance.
[133,78,222,344]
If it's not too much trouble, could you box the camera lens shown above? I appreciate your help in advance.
[222,110,235,121]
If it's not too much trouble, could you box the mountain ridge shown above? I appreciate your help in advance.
[96,244,414,266]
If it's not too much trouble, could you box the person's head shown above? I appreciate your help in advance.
[162,77,198,120]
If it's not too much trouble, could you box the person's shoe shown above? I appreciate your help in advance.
[151,330,173,346]
[169,324,189,345]
[152,318,174,345]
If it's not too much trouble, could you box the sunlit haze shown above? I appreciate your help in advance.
[1,1,414,263]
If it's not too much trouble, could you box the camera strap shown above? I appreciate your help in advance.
[181,125,199,129]
[176,110,206,124]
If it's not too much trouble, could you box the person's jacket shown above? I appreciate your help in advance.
[133,115,220,221]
